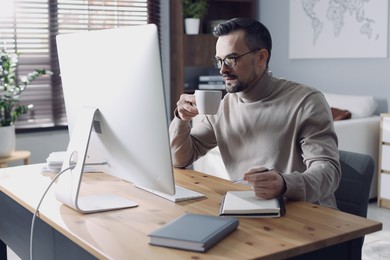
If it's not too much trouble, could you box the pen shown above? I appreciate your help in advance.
[233,167,274,184]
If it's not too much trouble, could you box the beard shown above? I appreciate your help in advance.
[223,74,250,93]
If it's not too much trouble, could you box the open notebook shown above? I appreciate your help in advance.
[220,191,285,218]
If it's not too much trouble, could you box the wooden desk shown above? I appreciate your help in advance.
[0,164,383,259]
[0,150,31,168]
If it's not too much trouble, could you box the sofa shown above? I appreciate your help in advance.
[193,93,380,199]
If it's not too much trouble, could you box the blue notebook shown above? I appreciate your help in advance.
[148,213,239,252]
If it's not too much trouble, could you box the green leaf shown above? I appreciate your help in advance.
[0,47,53,126]
[183,0,208,19]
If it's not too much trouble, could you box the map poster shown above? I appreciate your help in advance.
[289,0,388,59]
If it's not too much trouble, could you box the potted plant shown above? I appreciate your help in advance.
[0,47,52,157]
[183,0,208,34]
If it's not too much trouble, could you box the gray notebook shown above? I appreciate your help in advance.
[148,213,239,252]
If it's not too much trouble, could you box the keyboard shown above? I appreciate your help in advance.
[136,185,206,202]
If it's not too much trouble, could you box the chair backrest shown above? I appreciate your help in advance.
[282,150,375,260]
[335,150,375,218]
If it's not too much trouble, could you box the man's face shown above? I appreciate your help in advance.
[215,30,267,93]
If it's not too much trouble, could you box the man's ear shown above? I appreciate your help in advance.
[258,49,269,65]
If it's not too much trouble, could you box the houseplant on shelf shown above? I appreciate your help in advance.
[183,0,208,35]
[0,47,52,157]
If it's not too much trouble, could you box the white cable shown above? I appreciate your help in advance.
[29,166,73,260]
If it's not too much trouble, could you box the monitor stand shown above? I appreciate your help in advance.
[55,106,138,213]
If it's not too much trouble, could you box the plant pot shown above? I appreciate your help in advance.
[0,125,16,158]
[185,18,200,35]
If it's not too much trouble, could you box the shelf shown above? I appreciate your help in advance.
[205,0,253,21]
[184,35,217,67]
[378,113,390,208]
[169,0,254,118]
[379,197,390,208]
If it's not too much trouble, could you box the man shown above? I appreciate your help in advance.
[169,18,340,208]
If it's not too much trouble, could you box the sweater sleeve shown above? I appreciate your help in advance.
[282,92,341,207]
[169,114,218,168]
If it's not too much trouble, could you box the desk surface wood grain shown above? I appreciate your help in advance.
[0,164,382,260]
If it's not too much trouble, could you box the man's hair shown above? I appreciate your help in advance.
[213,17,272,67]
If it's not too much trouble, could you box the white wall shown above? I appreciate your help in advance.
[258,0,389,113]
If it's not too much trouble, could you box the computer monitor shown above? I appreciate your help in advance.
[55,24,175,213]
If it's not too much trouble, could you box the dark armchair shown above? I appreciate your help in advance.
[290,150,375,260]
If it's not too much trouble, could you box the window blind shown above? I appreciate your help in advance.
[0,0,160,129]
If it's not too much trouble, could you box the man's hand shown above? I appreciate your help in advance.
[243,167,286,199]
[176,94,198,121]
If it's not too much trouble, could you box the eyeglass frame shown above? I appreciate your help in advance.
[212,48,261,69]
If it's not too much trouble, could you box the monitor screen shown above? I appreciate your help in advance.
[55,25,175,213]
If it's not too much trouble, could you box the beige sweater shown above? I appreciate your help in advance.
[169,72,341,208]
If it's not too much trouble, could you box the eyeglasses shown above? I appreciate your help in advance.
[212,48,260,69]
